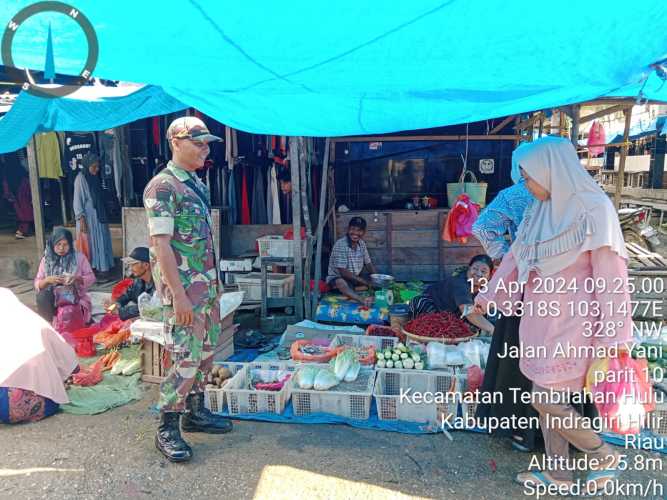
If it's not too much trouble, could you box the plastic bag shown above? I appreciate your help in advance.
[53,285,78,307]
[588,351,655,435]
[138,292,163,321]
[219,291,244,319]
[427,342,447,369]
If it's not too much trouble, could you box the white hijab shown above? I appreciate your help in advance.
[510,136,627,282]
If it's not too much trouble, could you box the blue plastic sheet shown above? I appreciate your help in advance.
[1,1,665,136]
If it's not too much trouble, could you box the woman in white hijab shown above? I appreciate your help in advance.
[475,136,632,493]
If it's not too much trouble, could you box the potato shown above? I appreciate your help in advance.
[218,367,232,380]
[213,377,221,386]
[211,366,220,377]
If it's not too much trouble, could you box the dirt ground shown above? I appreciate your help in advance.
[0,384,665,500]
[1,225,667,499]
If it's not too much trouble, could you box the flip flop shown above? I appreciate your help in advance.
[513,471,553,487]
[257,342,278,354]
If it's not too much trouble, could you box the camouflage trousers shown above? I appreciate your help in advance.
[158,295,222,412]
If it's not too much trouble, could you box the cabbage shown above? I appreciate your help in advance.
[297,366,319,389]
[344,359,361,382]
[332,349,357,381]
[314,369,339,390]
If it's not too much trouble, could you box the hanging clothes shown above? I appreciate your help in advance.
[240,166,251,224]
[587,121,606,157]
[98,131,116,193]
[35,132,63,179]
[228,167,238,224]
[269,164,281,224]
[251,164,268,224]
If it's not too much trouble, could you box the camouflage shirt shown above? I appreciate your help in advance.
[143,161,218,306]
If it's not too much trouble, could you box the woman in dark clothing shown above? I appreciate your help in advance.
[1,151,33,239]
[409,254,495,335]
[471,145,539,453]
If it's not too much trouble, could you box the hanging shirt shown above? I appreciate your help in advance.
[34,132,63,179]
[64,132,96,178]
[270,164,281,224]
[251,164,268,224]
[98,132,116,192]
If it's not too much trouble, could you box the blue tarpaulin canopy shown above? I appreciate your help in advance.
[0,84,186,153]
[1,1,666,139]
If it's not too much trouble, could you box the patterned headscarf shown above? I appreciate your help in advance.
[44,227,77,277]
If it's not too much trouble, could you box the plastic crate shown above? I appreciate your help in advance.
[204,362,246,413]
[223,362,295,415]
[291,364,376,420]
[374,369,458,424]
[257,236,305,258]
[233,272,295,301]
[648,402,667,437]
[331,334,397,352]
[458,372,480,420]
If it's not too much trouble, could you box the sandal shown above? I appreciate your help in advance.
[584,453,621,496]
[514,471,574,494]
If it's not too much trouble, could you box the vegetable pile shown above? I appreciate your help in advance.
[290,339,342,362]
[375,342,424,370]
[295,350,362,390]
[93,319,132,349]
[206,366,234,389]
[404,312,472,339]
[248,369,291,391]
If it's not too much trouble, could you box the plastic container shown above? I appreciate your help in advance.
[223,362,295,415]
[204,362,247,413]
[291,364,376,419]
[329,334,397,365]
[257,236,306,258]
[374,369,458,424]
[648,402,667,437]
[233,272,295,301]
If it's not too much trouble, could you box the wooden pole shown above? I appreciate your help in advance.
[300,137,313,319]
[614,107,633,209]
[312,138,330,318]
[26,136,45,257]
[570,104,580,147]
[289,137,304,321]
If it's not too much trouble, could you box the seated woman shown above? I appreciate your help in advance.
[409,254,495,335]
[0,288,78,423]
[34,227,96,328]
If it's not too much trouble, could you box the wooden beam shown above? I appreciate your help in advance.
[614,108,634,209]
[570,104,580,146]
[579,103,632,125]
[514,112,543,131]
[289,137,304,321]
[26,136,45,257]
[300,137,312,319]
[488,115,515,135]
[312,138,330,318]
[330,134,520,143]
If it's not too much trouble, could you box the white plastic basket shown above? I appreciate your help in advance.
[257,236,305,258]
[233,272,295,301]
[374,368,458,424]
[290,364,376,420]
[204,362,246,413]
[330,334,397,365]
[223,362,295,415]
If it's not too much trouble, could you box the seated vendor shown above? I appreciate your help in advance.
[34,227,95,326]
[326,216,377,307]
[105,247,154,320]
[409,254,495,334]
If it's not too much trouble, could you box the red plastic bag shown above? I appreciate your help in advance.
[283,227,306,240]
[75,232,91,262]
[591,351,655,435]
[111,278,134,301]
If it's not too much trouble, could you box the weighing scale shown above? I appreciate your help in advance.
[371,273,395,308]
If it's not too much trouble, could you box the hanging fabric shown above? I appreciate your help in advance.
[35,132,63,179]
[251,163,268,224]
[228,167,238,224]
[270,164,281,224]
[240,165,251,224]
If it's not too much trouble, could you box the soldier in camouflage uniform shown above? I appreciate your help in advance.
[144,116,232,463]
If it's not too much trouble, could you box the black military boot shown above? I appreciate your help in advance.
[181,393,233,434]
[155,412,193,462]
